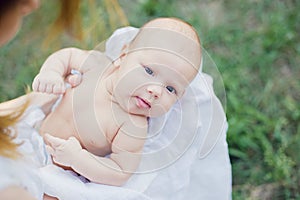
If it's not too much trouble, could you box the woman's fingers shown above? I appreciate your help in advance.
[66,73,82,87]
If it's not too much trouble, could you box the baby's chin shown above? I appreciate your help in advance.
[129,109,168,118]
[147,108,170,118]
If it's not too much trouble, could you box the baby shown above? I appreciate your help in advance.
[32,17,202,186]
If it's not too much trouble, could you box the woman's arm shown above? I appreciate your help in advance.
[0,186,37,200]
[0,92,58,116]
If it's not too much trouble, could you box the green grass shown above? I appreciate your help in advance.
[0,0,299,199]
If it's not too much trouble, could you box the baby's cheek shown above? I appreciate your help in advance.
[119,70,148,93]
[152,97,176,117]
[165,93,178,104]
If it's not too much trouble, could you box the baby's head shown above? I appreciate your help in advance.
[130,17,201,70]
[113,17,201,117]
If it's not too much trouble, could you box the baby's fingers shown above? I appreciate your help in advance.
[45,145,55,156]
[37,82,46,93]
[32,79,47,93]
[45,84,54,93]
[32,78,39,92]
[32,74,47,92]
[44,133,65,148]
[53,83,66,94]
[32,78,46,92]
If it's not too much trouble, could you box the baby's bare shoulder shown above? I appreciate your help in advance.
[111,115,148,153]
[80,50,113,73]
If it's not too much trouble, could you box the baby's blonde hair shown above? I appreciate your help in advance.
[128,17,202,72]
[142,17,201,46]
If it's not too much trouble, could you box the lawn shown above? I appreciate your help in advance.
[0,0,299,199]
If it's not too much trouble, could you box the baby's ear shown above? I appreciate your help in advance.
[113,43,131,67]
[119,43,129,59]
[113,57,121,68]
[113,44,129,67]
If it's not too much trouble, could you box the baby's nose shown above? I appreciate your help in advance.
[147,84,163,98]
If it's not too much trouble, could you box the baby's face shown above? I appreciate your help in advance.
[113,48,198,117]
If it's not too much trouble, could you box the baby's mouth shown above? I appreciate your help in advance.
[136,96,151,109]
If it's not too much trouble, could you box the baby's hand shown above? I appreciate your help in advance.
[44,134,82,167]
[32,71,66,94]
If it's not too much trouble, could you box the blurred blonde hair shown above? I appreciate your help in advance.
[45,0,83,42]
[44,0,129,47]
[0,101,28,159]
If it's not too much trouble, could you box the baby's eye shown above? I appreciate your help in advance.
[166,86,176,94]
[144,66,154,76]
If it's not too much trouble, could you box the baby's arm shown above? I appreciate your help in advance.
[45,117,147,186]
[32,48,90,94]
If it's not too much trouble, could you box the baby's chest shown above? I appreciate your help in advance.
[77,101,125,156]
[93,101,125,141]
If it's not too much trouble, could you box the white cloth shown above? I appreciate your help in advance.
[0,106,48,200]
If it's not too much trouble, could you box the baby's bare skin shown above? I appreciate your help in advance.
[40,53,115,156]
[40,53,146,157]
[34,49,147,186]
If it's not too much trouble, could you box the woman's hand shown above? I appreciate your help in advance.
[65,69,82,87]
